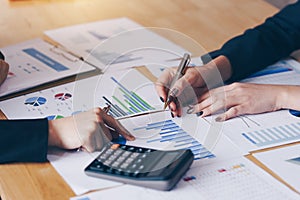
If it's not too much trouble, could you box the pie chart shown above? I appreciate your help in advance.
[55,93,72,101]
[24,97,47,106]
[47,115,64,120]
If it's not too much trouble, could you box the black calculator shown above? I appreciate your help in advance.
[84,143,194,191]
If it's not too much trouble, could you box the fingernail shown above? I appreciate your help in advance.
[178,114,181,118]
[171,112,174,118]
[187,106,194,114]
[169,106,174,112]
[196,111,203,117]
[170,88,179,97]
[215,116,224,122]
[160,96,164,103]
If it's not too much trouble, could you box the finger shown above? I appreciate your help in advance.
[108,129,120,140]
[83,122,109,152]
[155,68,176,101]
[169,68,201,97]
[155,82,168,103]
[169,97,182,117]
[215,105,245,122]
[192,94,216,116]
[102,111,135,141]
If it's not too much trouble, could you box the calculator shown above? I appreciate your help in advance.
[84,143,194,191]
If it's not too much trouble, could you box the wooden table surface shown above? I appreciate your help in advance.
[0,0,279,199]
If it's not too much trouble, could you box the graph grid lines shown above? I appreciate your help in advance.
[133,119,215,160]
[242,122,300,147]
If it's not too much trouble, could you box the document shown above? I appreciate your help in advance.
[70,157,299,200]
[241,59,300,85]
[0,68,162,120]
[221,110,300,152]
[47,148,123,195]
[253,143,300,194]
[44,18,187,72]
[0,39,95,97]
[220,59,300,152]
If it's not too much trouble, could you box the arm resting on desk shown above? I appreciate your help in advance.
[0,119,48,163]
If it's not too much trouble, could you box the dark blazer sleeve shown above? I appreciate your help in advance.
[202,2,300,81]
[0,118,49,163]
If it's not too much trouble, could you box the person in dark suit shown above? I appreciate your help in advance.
[156,1,300,121]
[0,52,135,164]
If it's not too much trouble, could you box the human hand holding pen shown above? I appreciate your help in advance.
[155,55,232,118]
[48,107,135,152]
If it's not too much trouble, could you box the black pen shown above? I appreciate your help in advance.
[163,53,191,110]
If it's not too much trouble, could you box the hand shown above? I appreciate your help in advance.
[48,108,135,152]
[0,60,9,86]
[193,83,300,121]
[156,55,232,117]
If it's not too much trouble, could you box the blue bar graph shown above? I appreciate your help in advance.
[242,122,300,147]
[133,120,215,160]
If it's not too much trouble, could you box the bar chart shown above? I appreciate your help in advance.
[131,119,215,160]
[241,122,300,147]
[102,76,155,118]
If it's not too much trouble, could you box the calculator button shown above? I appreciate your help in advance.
[141,154,147,158]
[108,155,118,160]
[136,159,142,163]
[131,164,137,169]
[133,170,140,177]
[90,164,105,172]
[125,157,134,164]
[137,148,144,153]
[103,160,112,166]
[117,156,127,162]
[128,147,135,151]
[129,152,139,159]
[113,149,123,156]
[139,165,144,170]
[123,152,131,157]
[106,149,114,154]
[111,162,121,168]
[145,149,152,153]
[120,163,129,169]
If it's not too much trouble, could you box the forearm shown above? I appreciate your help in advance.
[0,119,49,163]
[276,85,300,111]
[203,2,300,81]
[200,55,232,88]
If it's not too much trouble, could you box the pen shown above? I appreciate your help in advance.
[163,53,191,110]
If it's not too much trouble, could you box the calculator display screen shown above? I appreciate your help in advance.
[151,152,181,171]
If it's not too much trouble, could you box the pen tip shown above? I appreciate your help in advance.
[163,101,169,110]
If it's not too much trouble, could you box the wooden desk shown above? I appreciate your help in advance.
[0,0,278,199]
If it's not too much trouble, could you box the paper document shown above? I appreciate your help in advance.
[0,39,95,97]
[47,148,122,195]
[70,157,299,200]
[0,68,162,120]
[253,143,300,194]
[241,59,300,85]
[44,18,187,72]
[222,59,300,152]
